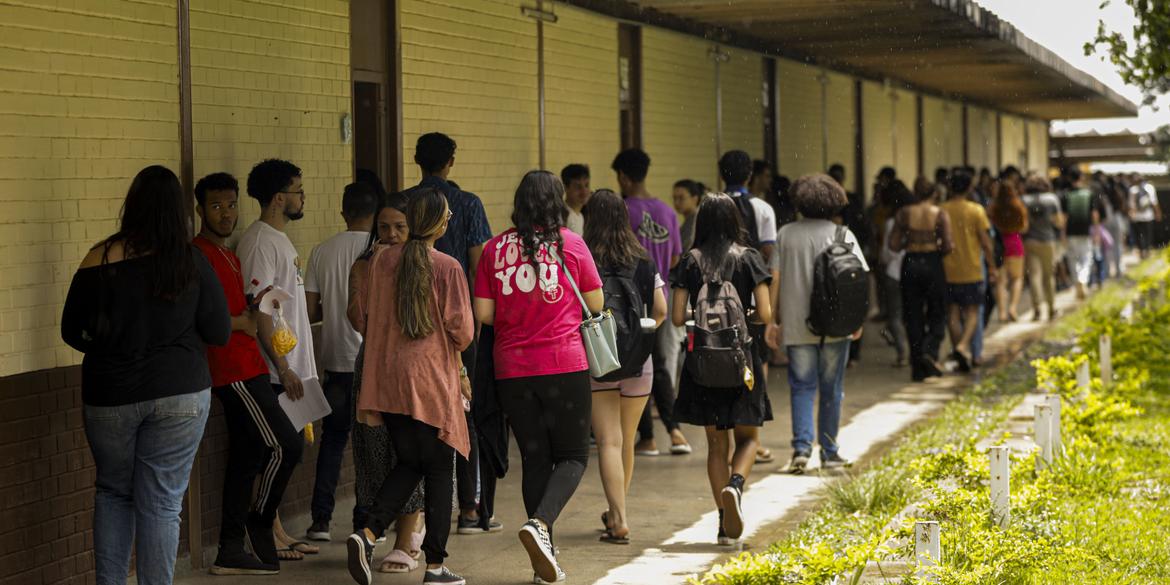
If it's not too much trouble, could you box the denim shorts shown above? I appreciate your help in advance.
[946,282,986,307]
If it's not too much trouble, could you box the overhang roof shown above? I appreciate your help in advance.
[1050,132,1160,164]
[576,0,1138,120]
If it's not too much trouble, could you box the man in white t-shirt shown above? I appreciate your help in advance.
[303,181,378,542]
[561,163,591,234]
[770,174,868,474]
[1128,173,1161,259]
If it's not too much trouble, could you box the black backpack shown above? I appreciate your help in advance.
[594,263,655,382]
[685,249,753,389]
[807,226,870,340]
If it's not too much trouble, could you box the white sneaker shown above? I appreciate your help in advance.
[720,485,744,539]
[519,520,560,584]
[533,567,567,584]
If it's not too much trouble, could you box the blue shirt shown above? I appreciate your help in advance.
[417,175,493,276]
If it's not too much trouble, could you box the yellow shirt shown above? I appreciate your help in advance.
[940,198,990,284]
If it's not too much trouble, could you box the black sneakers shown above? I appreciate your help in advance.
[716,509,735,546]
[423,566,467,585]
[346,530,376,585]
[719,474,745,540]
[457,515,503,535]
[244,512,278,567]
[209,549,278,576]
[519,519,560,584]
[788,450,812,475]
[306,519,331,542]
[821,451,853,470]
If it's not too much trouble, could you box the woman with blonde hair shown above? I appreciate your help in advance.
[346,186,474,585]
[988,180,1029,321]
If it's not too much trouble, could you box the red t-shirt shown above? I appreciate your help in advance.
[194,236,269,387]
[474,228,603,380]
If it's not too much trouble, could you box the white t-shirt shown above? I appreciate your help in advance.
[777,219,869,346]
[567,208,585,235]
[1130,183,1158,222]
[749,197,778,246]
[236,221,319,385]
[305,231,368,372]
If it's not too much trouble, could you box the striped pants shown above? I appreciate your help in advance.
[212,375,302,552]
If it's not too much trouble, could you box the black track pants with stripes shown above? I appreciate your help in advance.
[212,375,303,552]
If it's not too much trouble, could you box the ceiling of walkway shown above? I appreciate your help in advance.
[609,0,1137,120]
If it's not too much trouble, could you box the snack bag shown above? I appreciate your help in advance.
[304,421,315,445]
[271,307,298,357]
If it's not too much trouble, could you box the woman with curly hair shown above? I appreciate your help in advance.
[473,170,604,584]
[988,180,1029,322]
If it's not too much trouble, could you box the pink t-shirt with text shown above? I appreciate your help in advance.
[474,228,603,380]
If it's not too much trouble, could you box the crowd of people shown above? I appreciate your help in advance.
[61,130,1161,585]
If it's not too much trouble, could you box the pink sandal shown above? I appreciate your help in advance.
[379,549,418,573]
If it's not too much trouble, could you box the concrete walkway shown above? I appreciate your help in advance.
[173,282,1085,585]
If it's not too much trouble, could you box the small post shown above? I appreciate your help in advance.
[1034,404,1054,470]
[1099,334,1112,387]
[914,521,941,581]
[989,446,1010,528]
[1076,360,1091,395]
[1046,394,1063,457]
[1121,302,1134,323]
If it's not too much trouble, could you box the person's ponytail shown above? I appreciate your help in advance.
[396,188,447,340]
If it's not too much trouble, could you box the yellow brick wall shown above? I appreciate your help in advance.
[1000,114,1027,171]
[642,27,717,201]
[190,0,352,258]
[861,81,895,200]
[825,70,856,187]
[966,105,997,172]
[921,96,963,175]
[720,47,764,162]
[400,0,538,232]
[544,4,619,192]
[1027,119,1049,174]
[777,59,823,179]
[0,0,180,376]
[892,87,919,184]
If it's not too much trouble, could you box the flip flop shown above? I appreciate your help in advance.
[379,549,419,573]
[600,511,609,532]
[275,547,304,561]
[408,526,426,559]
[599,529,630,545]
[755,447,775,464]
[287,540,319,555]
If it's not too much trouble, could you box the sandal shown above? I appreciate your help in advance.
[600,511,610,532]
[755,447,775,464]
[379,549,419,573]
[599,529,630,545]
[408,526,425,559]
[275,547,304,561]
[287,540,319,555]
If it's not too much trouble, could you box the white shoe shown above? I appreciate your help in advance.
[519,520,561,584]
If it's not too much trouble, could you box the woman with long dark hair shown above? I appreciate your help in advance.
[61,165,230,585]
[582,189,668,544]
[346,187,473,585]
[671,193,773,546]
[890,178,954,381]
[474,170,604,583]
[988,180,1029,321]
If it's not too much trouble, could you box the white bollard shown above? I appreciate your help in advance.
[1099,334,1112,387]
[1121,302,1135,323]
[915,521,941,581]
[989,446,1011,528]
[1034,404,1054,470]
[1046,394,1063,458]
[1076,360,1091,395]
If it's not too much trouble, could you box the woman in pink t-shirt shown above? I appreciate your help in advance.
[473,170,604,584]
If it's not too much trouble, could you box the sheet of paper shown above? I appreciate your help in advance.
[277,376,331,431]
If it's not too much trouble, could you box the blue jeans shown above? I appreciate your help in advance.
[311,370,354,523]
[786,341,850,456]
[84,390,211,585]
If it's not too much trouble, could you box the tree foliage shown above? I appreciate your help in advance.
[1085,0,1170,106]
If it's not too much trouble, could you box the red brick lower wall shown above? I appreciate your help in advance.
[0,366,354,583]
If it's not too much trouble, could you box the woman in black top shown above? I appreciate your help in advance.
[670,193,772,547]
[582,189,668,544]
[61,165,230,585]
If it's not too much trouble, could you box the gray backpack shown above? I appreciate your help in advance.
[685,249,752,389]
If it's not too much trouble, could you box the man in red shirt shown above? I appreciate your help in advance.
[193,172,303,575]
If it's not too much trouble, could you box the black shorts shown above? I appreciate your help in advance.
[1133,220,1155,251]
[946,282,986,307]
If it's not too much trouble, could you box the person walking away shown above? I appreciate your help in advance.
[879,181,913,368]
[1061,168,1106,300]
[1021,174,1064,321]
[939,171,997,372]
[346,188,474,585]
[473,170,604,584]
[890,178,954,381]
[1128,172,1161,259]
[411,132,498,535]
[988,180,1029,322]
[192,172,302,575]
[771,175,868,474]
[829,164,870,368]
[236,158,321,558]
[348,192,429,574]
[582,189,669,545]
[562,164,591,234]
[1104,179,1129,278]
[61,166,231,585]
[304,182,379,542]
[612,148,691,456]
[671,193,773,546]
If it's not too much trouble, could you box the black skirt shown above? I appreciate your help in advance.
[673,349,772,430]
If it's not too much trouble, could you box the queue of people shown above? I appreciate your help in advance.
[62,130,1160,585]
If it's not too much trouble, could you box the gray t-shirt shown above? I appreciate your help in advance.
[1022,192,1062,242]
[777,219,869,346]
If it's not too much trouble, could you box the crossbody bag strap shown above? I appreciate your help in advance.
[548,245,594,320]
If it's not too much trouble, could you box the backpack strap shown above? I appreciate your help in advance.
[834,225,848,245]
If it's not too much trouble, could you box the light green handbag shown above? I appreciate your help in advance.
[549,246,622,378]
